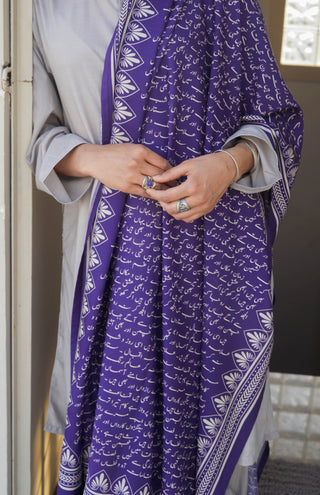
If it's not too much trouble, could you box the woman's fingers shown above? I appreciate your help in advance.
[159,200,208,223]
[146,181,188,202]
[159,193,223,222]
[144,147,172,171]
[124,145,173,188]
[152,162,188,183]
[158,196,193,216]
[140,163,172,180]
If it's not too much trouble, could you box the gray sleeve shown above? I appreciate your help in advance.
[223,125,282,194]
[26,32,93,204]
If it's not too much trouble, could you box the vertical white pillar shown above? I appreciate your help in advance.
[0,0,12,493]
[11,0,33,493]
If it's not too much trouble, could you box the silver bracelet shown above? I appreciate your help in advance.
[218,149,240,182]
[239,138,259,172]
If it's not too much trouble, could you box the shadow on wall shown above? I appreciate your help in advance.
[273,83,320,376]
[32,407,62,495]
[31,186,62,495]
[259,0,320,376]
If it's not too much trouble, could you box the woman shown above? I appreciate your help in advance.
[27,0,303,493]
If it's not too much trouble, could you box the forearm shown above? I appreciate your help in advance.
[54,143,97,178]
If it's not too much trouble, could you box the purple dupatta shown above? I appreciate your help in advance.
[57,1,303,494]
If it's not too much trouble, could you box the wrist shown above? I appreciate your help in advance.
[216,150,240,183]
[55,143,95,178]
[220,141,254,183]
[230,141,255,177]
[238,138,259,172]
[73,143,98,178]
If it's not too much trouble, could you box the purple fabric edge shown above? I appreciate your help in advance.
[213,382,266,493]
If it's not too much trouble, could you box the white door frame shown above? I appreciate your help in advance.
[11,0,33,493]
[0,0,12,492]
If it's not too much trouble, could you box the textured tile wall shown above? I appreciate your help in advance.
[270,373,320,464]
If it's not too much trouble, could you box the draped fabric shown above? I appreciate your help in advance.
[57,1,303,494]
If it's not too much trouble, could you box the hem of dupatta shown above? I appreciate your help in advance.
[208,382,266,495]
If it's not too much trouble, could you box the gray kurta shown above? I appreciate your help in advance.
[27,0,279,467]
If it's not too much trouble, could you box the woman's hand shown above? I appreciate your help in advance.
[55,143,173,197]
[146,142,254,222]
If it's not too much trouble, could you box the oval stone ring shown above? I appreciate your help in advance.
[142,175,156,189]
[177,198,190,213]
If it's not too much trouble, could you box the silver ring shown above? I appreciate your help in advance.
[177,198,190,213]
[142,175,156,190]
